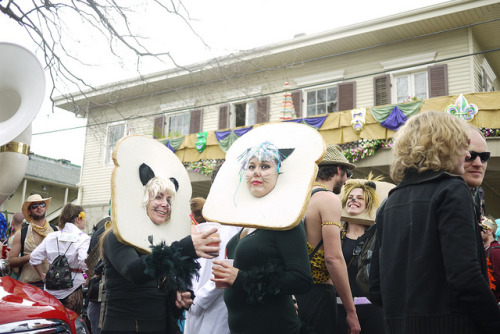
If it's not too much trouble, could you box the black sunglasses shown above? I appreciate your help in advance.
[30,202,46,209]
[341,166,353,179]
[465,151,490,163]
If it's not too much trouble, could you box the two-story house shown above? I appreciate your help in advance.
[55,0,500,225]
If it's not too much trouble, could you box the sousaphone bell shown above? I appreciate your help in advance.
[0,43,45,205]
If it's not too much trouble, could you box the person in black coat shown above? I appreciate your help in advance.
[369,111,500,334]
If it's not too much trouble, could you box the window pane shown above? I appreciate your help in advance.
[168,112,190,137]
[106,124,125,163]
[396,76,409,103]
[246,102,256,126]
[327,101,337,113]
[327,87,337,103]
[327,87,337,112]
[307,105,316,116]
[317,103,326,114]
[317,89,326,103]
[414,72,427,100]
[235,103,246,127]
[307,91,316,105]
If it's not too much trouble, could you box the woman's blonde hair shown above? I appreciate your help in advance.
[390,111,469,182]
[341,172,383,216]
[142,176,176,207]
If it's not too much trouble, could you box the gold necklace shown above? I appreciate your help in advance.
[313,182,329,191]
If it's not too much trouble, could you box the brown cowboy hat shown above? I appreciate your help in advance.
[22,194,51,223]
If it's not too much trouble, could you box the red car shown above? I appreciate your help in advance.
[0,259,89,333]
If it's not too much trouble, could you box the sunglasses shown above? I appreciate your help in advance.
[30,202,46,209]
[341,166,353,179]
[480,225,492,232]
[465,151,490,163]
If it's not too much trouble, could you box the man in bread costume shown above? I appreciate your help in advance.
[295,145,361,334]
[204,122,324,334]
[100,135,220,334]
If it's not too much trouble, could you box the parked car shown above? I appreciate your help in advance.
[0,259,89,333]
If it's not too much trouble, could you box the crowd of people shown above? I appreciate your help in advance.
[1,111,500,334]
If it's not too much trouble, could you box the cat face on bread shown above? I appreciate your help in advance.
[204,122,326,231]
[111,135,191,253]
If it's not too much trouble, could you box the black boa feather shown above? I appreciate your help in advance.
[143,241,200,334]
[143,241,200,292]
[239,260,284,304]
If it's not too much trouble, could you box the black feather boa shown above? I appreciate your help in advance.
[238,260,284,304]
[143,241,200,334]
[143,241,200,292]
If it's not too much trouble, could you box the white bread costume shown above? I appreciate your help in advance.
[111,135,192,253]
[339,178,395,225]
[203,122,326,230]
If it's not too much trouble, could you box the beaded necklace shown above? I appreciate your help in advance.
[313,182,329,191]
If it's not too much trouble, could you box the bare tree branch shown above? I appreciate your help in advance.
[0,0,210,113]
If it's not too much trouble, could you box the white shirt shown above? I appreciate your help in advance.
[30,223,91,299]
[184,224,240,334]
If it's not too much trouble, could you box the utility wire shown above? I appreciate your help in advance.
[33,18,500,136]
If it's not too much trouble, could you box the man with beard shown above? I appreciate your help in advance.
[296,145,361,334]
[8,194,57,288]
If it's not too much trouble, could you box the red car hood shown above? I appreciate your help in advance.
[0,275,73,324]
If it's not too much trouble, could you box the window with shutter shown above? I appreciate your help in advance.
[291,90,302,118]
[305,86,338,116]
[189,109,202,134]
[428,64,448,98]
[374,75,391,106]
[153,115,165,139]
[338,82,356,111]
[219,105,229,129]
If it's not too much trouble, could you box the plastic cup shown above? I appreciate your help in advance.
[213,259,234,289]
[196,222,221,256]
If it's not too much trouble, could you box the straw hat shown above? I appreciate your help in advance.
[22,194,51,222]
[318,145,355,169]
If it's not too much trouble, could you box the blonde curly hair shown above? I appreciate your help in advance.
[341,172,383,216]
[390,111,470,183]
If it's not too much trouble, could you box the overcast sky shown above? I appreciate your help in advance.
[0,0,450,166]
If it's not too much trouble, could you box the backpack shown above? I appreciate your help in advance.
[350,197,387,300]
[45,238,74,290]
[352,223,377,299]
[18,223,58,276]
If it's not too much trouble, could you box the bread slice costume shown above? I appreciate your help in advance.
[111,135,192,253]
[203,122,326,230]
[339,178,395,225]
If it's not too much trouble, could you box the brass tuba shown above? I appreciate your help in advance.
[0,43,45,205]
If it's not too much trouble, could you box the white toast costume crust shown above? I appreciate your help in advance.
[111,135,192,253]
[203,122,326,231]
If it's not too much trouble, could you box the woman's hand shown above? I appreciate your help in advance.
[211,260,238,286]
[175,291,193,309]
[192,227,221,259]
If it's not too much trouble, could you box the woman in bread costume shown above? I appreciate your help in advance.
[335,174,394,334]
[204,122,325,334]
[100,135,220,334]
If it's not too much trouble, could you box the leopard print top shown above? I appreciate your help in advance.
[307,242,330,284]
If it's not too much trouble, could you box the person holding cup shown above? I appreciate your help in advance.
[211,141,313,334]
[100,135,221,334]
